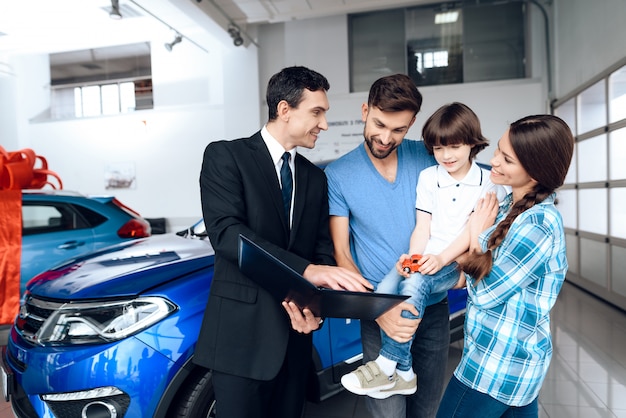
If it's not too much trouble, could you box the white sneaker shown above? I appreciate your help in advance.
[367,373,417,399]
[340,361,396,395]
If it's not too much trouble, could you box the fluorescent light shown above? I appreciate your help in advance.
[435,10,459,24]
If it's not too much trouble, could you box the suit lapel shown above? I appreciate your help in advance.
[289,154,309,245]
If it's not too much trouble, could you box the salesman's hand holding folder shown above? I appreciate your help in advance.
[237,235,408,320]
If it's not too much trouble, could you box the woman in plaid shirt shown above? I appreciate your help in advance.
[436,115,575,418]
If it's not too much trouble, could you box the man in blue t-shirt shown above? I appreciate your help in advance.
[325,74,446,418]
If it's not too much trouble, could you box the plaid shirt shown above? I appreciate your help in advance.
[454,193,567,406]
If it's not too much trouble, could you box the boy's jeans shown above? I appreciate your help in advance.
[361,299,450,418]
[376,262,459,371]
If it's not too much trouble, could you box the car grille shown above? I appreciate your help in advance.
[15,295,64,345]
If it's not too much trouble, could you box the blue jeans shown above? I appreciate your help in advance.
[437,375,539,418]
[361,298,450,418]
[376,263,459,371]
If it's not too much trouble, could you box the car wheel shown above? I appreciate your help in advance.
[173,368,216,418]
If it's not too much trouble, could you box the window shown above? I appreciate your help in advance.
[349,8,405,92]
[349,2,525,92]
[65,80,152,118]
[577,80,606,135]
[49,43,152,119]
[609,65,626,123]
[22,204,78,235]
[22,202,106,235]
[22,205,64,231]
[553,59,626,311]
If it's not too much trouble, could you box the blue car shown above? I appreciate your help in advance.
[19,190,152,294]
[1,219,466,417]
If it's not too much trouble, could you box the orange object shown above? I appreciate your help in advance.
[0,145,63,191]
[0,146,62,324]
[401,254,423,274]
[0,189,22,324]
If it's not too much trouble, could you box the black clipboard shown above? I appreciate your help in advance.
[237,234,408,319]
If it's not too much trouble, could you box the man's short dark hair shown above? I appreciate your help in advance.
[367,74,422,115]
[266,66,330,121]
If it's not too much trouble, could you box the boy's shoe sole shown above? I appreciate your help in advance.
[367,374,418,399]
[340,361,396,395]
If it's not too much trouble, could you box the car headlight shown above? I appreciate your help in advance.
[34,297,176,345]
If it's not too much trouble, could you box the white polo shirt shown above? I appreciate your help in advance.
[416,162,506,254]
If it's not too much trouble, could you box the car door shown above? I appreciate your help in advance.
[21,201,97,290]
[313,317,363,385]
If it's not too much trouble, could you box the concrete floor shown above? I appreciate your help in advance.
[2,282,626,417]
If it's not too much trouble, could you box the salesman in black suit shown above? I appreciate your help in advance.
[194,66,372,418]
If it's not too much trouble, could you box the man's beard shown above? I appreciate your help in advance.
[364,133,398,159]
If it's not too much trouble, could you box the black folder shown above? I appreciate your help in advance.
[237,234,408,320]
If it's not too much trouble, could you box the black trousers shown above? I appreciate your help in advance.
[212,331,310,418]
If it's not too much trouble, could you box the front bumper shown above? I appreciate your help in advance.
[3,327,178,417]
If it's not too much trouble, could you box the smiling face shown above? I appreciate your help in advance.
[281,89,329,150]
[362,104,416,159]
[432,144,473,180]
[490,129,537,200]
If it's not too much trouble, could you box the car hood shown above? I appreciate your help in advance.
[26,233,215,299]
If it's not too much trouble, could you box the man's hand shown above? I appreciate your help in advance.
[376,302,421,343]
[302,264,373,292]
[282,301,321,334]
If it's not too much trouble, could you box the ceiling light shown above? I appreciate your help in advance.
[435,10,458,24]
[165,34,183,51]
[228,25,244,47]
[110,0,122,19]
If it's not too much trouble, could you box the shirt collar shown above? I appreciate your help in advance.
[437,161,483,188]
[261,126,295,166]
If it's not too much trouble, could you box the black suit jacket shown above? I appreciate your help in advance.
[193,131,335,381]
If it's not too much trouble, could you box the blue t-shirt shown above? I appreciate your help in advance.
[326,140,441,304]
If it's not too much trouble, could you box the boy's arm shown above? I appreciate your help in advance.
[436,226,470,265]
[395,210,431,277]
[407,210,431,255]
[418,227,470,275]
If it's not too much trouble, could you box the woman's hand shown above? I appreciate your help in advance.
[469,192,499,251]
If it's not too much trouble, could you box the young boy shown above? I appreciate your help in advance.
[341,102,507,398]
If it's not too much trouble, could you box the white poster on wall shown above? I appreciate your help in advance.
[105,162,136,190]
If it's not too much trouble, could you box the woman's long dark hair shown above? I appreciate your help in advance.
[460,115,575,281]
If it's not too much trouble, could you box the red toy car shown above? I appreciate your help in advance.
[401,254,423,274]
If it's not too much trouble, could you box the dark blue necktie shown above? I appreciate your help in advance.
[280,152,292,223]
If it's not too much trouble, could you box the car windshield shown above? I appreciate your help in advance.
[177,219,208,239]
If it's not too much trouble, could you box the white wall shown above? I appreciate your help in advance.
[2,28,260,232]
[258,15,350,102]
[0,59,18,151]
[258,14,545,166]
[2,6,559,232]
[553,0,626,98]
